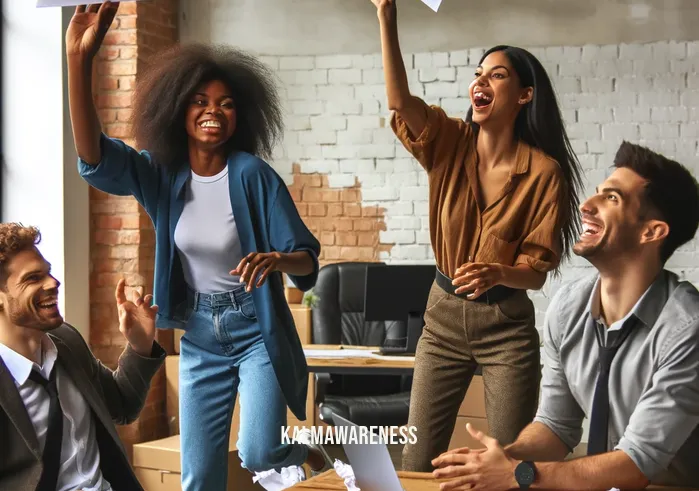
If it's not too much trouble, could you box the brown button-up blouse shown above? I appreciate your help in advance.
[391,99,565,279]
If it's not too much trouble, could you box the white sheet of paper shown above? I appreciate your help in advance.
[420,0,443,12]
[303,349,375,359]
[369,353,415,361]
[37,0,142,7]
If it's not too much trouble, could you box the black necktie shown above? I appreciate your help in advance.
[587,316,636,456]
[28,366,63,491]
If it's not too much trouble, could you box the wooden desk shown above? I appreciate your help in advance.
[304,344,483,376]
[304,345,415,375]
[291,470,444,490]
[291,470,694,491]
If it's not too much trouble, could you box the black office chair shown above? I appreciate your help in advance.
[311,262,412,427]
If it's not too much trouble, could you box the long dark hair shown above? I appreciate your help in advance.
[466,45,584,269]
[131,44,284,172]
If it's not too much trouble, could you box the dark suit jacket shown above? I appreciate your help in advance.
[0,323,166,491]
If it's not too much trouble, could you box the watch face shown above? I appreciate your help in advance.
[515,461,535,486]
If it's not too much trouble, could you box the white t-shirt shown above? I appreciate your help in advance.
[174,166,244,294]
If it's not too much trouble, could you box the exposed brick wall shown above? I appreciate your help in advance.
[287,164,392,264]
[91,0,177,456]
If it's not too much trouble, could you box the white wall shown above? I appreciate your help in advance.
[2,4,90,339]
[180,0,699,55]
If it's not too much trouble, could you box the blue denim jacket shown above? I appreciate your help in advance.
[78,135,320,420]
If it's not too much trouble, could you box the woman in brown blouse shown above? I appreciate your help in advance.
[369,0,585,472]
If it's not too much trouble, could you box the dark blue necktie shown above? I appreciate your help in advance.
[29,366,63,491]
[587,316,636,456]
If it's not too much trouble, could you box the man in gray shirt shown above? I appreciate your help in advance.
[431,141,699,490]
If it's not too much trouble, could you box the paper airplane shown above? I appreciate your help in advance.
[37,0,142,7]
[420,0,443,12]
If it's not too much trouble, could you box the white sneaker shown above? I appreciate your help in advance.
[293,428,334,472]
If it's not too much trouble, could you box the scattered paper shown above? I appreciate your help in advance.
[420,0,443,12]
[334,459,360,491]
[252,466,305,490]
[37,0,142,7]
[303,349,375,359]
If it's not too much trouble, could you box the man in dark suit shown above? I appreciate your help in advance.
[0,222,165,491]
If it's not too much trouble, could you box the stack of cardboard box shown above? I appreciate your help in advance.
[131,286,313,491]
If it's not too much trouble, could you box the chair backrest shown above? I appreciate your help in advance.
[311,262,404,347]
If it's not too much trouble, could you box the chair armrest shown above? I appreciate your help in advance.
[314,373,332,405]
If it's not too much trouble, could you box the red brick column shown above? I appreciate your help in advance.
[91,0,177,457]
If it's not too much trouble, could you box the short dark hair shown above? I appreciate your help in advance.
[0,223,41,288]
[131,43,284,172]
[614,141,699,263]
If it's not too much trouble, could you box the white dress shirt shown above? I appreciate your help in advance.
[0,336,112,491]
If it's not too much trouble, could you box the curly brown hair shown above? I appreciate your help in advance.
[131,43,284,173]
[0,223,41,288]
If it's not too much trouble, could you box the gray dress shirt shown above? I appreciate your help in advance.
[534,270,699,487]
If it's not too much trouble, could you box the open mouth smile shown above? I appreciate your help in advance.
[36,297,58,312]
[199,119,223,132]
[473,90,493,109]
[581,218,603,238]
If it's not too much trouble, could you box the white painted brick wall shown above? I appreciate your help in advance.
[265,40,699,330]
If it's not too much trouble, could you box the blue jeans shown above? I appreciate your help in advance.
[179,285,308,491]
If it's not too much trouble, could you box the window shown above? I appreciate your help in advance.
[0,0,4,220]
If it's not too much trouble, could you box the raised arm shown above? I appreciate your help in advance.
[97,279,165,424]
[66,3,119,164]
[371,0,427,138]
[66,3,162,218]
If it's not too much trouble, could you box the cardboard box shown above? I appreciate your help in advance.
[289,305,312,344]
[165,356,179,435]
[173,329,184,354]
[132,435,262,491]
[285,286,304,304]
[457,375,486,418]
[449,416,489,450]
[449,375,487,449]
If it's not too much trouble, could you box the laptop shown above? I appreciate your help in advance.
[333,414,405,491]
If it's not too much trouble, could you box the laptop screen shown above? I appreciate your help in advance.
[333,414,405,491]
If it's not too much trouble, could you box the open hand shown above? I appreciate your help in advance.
[230,252,283,292]
[432,424,518,490]
[452,262,504,299]
[66,2,120,59]
[115,279,158,357]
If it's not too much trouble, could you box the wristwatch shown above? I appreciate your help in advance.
[514,461,537,489]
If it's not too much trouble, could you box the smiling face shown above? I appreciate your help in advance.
[0,247,62,332]
[469,50,533,128]
[573,168,654,263]
[185,79,237,151]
